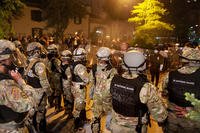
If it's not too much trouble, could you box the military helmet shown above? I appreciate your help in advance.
[96,47,111,61]
[123,50,146,71]
[27,42,44,52]
[26,42,47,58]
[61,50,72,58]
[0,39,16,61]
[180,47,200,62]
[73,48,86,60]
[47,44,58,52]
[61,50,72,62]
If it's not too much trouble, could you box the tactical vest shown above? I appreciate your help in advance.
[110,74,148,117]
[71,61,84,83]
[92,63,112,85]
[50,58,60,73]
[167,69,200,107]
[0,73,28,123]
[26,61,42,88]
[61,64,69,80]
[0,105,27,123]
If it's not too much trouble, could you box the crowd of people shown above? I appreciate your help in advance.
[0,35,200,133]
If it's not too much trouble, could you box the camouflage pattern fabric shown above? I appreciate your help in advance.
[25,58,51,132]
[110,72,167,133]
[71,63,89,118]
[162,66,200,133]
[62,66,74,114]
[90,65,117,132]
[0,75,37,132]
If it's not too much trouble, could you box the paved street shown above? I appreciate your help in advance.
[46,71,167,133]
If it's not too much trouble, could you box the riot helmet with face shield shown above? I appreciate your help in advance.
[96,47,112,68]
[61,50,72,64]
[27,42,47,59]
[73,48,86,60]
[0,39,24,71]
[47,44,59,59]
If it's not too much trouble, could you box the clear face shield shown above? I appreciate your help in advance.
[0,49,27,74]
[61,56,71,64]
[12,48,27,68]
[97,56,111,68]
[27,47,47,59]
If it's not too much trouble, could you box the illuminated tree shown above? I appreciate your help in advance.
[185,92,200,122]
[128,0,174,47]
[0,0,24,39]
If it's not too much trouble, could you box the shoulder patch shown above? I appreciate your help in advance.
[11,87,20,100]
[20,91,28,99]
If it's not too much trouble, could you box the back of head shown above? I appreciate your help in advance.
[123,50,146,72]
[96,47,111,61]
[73,48,86,61]
[179,47,200,64]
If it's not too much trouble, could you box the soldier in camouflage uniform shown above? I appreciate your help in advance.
[109,50,167,133]
[25,42,52,133]
[90,47,117,133]
[162,47,200,133]
[0,39,38,133]
[60,50,74,117]
[47,44,63,112]
[71,48,89,131]
[12,40,27,75]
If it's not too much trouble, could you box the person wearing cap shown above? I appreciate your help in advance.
[162,47,200,133]
[0,39,37,133]
[89,47,117,132]
[71,47,89,131]
[109,49,167,133]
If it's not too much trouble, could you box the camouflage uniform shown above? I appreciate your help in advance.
[47,44,62,111]
[60,50,74,116]
[110,50,167,133]
[90,47,118,133]
[110,72,167,133]
[0,40,37,133]
[71,48,89,131]
[162,47,200,133]
[71,63,89,117]
[25,42,51,132]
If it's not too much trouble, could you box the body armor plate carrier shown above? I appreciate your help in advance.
[0,73,28,123]
[110,74,148,117]
[71,61,84,83]
[167,69,200,107]
[26,61,42,88]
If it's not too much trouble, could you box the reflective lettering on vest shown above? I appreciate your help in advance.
[110,74,148,117]
[167,69,200,107]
